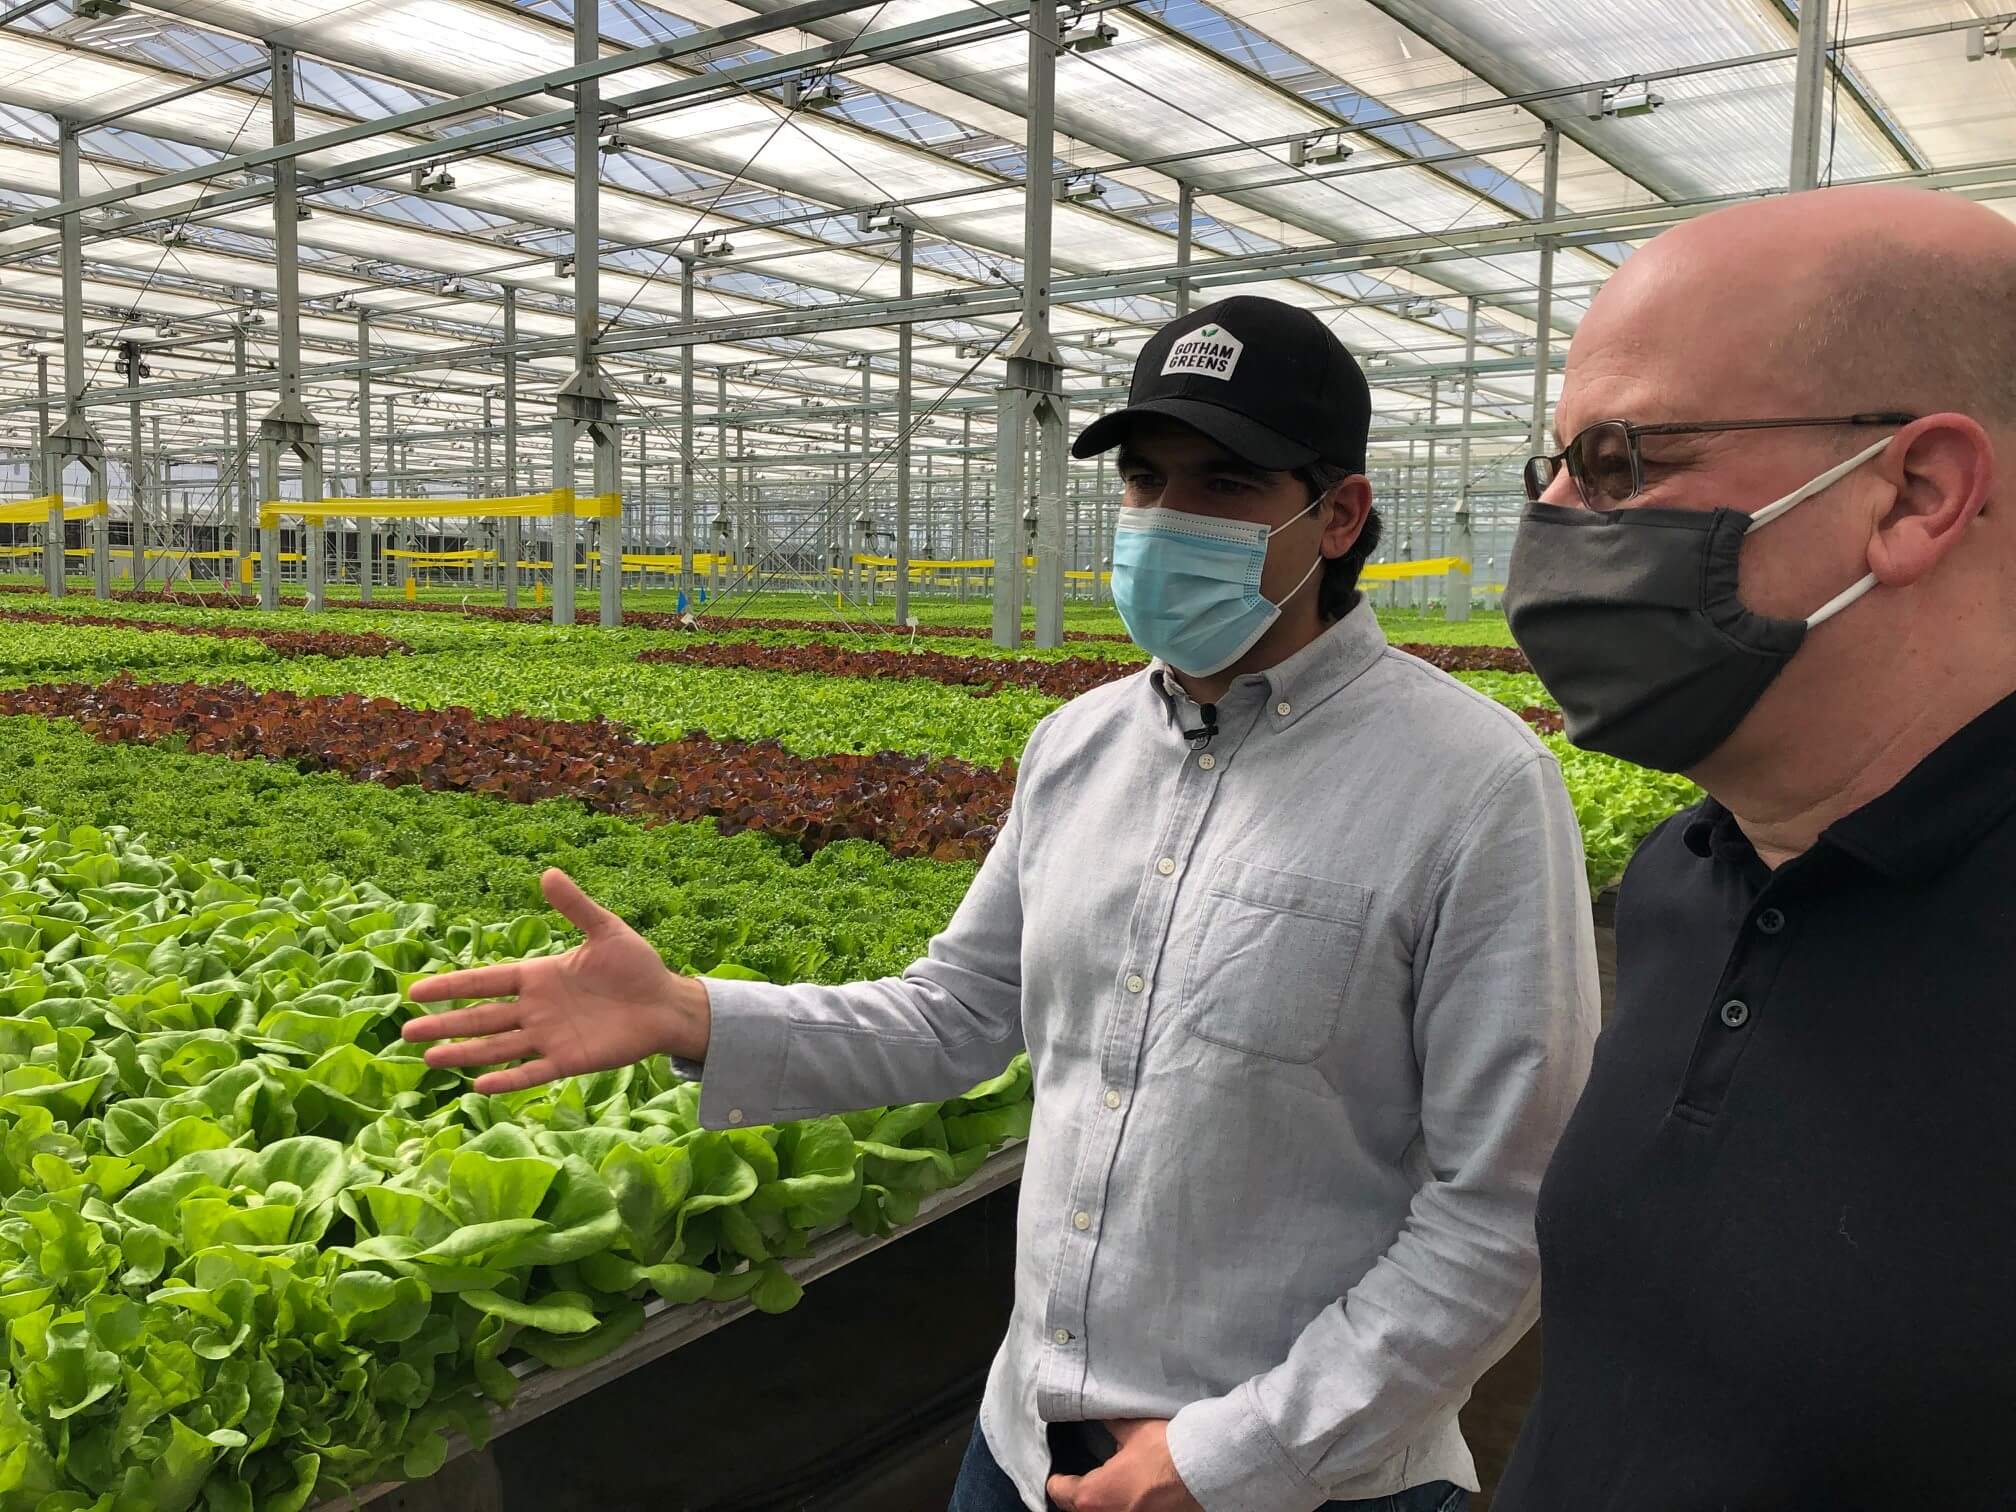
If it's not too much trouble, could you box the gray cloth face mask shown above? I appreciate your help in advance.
[1504,434,1892,772]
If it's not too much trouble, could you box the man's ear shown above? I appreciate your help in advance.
[1321,476,1374,559]
[1868,413,1994,587]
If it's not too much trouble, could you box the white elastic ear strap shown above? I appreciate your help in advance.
[1748,433,1896,529]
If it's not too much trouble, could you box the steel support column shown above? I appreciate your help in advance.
[858,361,874,607]
[959,411,971,605]
[1528,123,1561,459]
[385,395,404,596]
[1175,181,1196,317]
[1094,450,1107,605]
[35,353,55,594]
[1418,378,1438,613]
[48,119,107,601]
[551,0,620,627]
[122,343,146,589]
[1790,0,1832,192]
[233,333,250,597]
[502,286,520,608]
[1448,296,1478,622]
[356,313,374,601]
[480,389,494,589]
[258,45,321,613]
[895,223,915,626]
[993,0,1066,649]
[713,366,729,587]
[678,255,696,603]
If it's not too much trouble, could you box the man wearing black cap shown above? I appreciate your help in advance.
[403,296,1598,1512]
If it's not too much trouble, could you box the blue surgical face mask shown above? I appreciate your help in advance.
[1111,499,1326,676]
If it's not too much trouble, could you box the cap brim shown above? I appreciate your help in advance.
[1070,397,1321,470]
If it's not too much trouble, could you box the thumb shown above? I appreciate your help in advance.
[541,869,623,940]
[1045,1473,1083,1511]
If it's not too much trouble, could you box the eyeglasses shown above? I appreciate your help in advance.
[1523,412,1918,509]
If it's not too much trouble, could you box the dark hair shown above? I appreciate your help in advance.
[1295,462,1381,620]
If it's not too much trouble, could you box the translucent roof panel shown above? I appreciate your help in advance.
[1192,0,1660,212]
[1394,0,1906,198]
[1826,2,2016,171]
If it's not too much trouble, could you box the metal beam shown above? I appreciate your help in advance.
[678,255,695,602]
[76,60,272,131]
[124,341,145,589]
[17,154,2016,421]
[895,223,914,627]
[502,285,519,608]
[1790,0,1832,191]
[356,311,374,602]
[0,0,929,235]
[1529,124,1560,456]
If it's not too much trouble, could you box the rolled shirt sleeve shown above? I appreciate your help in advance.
[1166,750,1600,1511]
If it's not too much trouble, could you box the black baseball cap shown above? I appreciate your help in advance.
[1072,295,1371,472]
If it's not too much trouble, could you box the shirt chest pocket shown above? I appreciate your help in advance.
[1180,858,1373,1065]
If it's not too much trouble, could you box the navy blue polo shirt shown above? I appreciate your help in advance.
[1495,690,2016,1510]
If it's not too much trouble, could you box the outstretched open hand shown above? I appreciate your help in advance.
[402,869,710,1094]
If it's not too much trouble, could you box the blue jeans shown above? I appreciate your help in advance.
[948,1419,1470,1512]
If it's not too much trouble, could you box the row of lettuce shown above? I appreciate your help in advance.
[0,596,1689,887]
[0,809,1029,1511]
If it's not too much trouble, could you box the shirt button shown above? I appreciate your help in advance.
[1072,1210,1091,1231]
[1103,1088,1122,1110]
[726,1108,745,1124]
[1198,753,1216,770]
[1156,857,1175,876]
[1719,999,1751,1029]
[1125,973,1145,994]
[1053,1328,1071,1345]
[1276,700,1291,716]
[1756,908,1786,935]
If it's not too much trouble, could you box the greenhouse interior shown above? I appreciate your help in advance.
[0,0,2010,1506]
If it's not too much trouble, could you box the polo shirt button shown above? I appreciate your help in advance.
[1198,754,1216,771]
[1072,1210,1091,1231]
[1756,908,1786,935]
[1053,1328,1071,1345]
[727,1108,745,1124]
[1276,701,1291,716]
[1719,999,1750,1029]
[1125,973,1145,994]
[1156,857,1175,876]
[1103,1088,1123,1110]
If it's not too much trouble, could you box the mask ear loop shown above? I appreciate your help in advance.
[1748,432,1897,529]
[1745,432,1897,627]
[1263,490,1333,607]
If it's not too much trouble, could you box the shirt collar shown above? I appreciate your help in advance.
[1147,598,1387,732]
[1682,687,2016,880]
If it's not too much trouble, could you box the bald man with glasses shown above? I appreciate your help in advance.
[1494,185,2016,1509]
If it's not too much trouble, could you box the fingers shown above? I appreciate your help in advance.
[402,1000,523,1044]
[541,869,624,940]
[1045,1474,1082,1511]
[408,962,523,1004]
[471,1058,565,1097]
[419,1028,537,1071]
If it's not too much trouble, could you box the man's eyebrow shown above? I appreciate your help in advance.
[1207,455,1275,481]
[1114,447,1150,473]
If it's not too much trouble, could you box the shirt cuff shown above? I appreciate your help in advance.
[689,975,794,1130]
[1166,1385,1324,1512]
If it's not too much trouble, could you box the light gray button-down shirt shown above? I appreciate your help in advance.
[697,606,1598,1512]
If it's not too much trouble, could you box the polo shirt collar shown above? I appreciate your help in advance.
[1821,686,2016,880]
[1680,687,2016,880]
